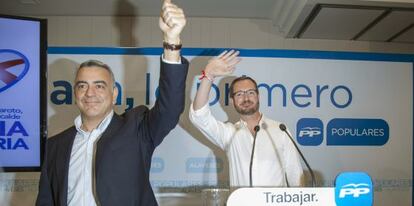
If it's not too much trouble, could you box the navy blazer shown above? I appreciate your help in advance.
[36,58,189,206]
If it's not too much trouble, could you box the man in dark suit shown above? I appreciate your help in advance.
[36,1,188,205]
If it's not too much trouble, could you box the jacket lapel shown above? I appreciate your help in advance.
[56,127,77,206]
[95,113,123,179]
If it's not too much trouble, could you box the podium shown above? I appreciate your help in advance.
[226,172,373,206]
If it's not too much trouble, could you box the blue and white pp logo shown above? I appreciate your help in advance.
[0,49,30,93]
[335,172,373,206]
[296,118,323,146]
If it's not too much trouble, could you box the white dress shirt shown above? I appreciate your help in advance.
[67,111,113,206]
[189,103,303,187]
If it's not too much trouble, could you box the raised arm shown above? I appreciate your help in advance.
[189,50,241,149]
[159,0,186,62]
[144,0,188,148]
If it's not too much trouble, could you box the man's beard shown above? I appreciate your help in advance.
[234,100,259,115]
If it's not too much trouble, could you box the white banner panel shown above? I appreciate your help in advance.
[1,48,413,206]
[227,187,335,206]
[47,48,413,206]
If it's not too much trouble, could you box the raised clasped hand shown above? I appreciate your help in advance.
[159,0,186,44]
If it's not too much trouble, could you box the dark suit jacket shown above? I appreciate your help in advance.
[36,58,189,206]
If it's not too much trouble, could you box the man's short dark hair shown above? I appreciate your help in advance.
[229,75,258,98]
[76,60,116,87]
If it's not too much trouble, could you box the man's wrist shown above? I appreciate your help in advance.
[199,70,215,82]
[163,41,182,51]
[163,36,181,45]
[162,36,181,62]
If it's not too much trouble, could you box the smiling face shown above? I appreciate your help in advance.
[74,65,118,123]
[231,79,260,116]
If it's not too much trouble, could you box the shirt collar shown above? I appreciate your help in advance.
[74,110,114,135]
[239,113,264,128]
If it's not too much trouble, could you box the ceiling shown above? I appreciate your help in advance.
[0,0,413,44]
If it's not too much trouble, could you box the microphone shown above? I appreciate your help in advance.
[249,125,260,187]
[254,125,260,133]
[279,123,316,187]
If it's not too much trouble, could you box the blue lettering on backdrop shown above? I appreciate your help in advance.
[292,84,312,107]
[258,83,287,107]
[7,121,28,136]
[196,82,222,106]
[331,86,353,108]
[50,80,72,104]
[200,79,353,108]
[115,82,122,105]
[0,138,28,150]
[224,83,231,106]
[50,73,353,109]
[0,121,28,137]
[0,121,29,150]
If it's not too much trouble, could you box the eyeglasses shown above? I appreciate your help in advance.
[233,89,258,98]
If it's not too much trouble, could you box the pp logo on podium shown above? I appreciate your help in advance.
[335,172,373,206]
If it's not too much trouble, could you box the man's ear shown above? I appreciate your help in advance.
[112,86,119,105]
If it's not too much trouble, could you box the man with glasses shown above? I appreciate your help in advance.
[189,50,303,187]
